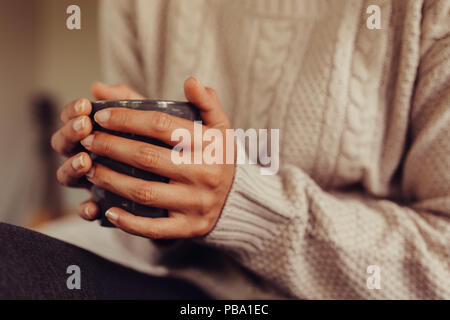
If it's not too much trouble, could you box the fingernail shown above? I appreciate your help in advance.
[72,117,86,132]
[83,206,94,219]
[94,110,110,123]
[75,99,86,114]
[105,209,119,222]
[86,166,95,178]
[71,154,85,170]
[80,134,94,148]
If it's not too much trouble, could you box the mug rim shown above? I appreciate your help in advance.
[92,99,192,105]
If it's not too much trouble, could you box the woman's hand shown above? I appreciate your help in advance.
[50,82,145,220]
[79,77,235,239]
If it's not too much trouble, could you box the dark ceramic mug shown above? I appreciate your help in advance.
[88,100,200,227]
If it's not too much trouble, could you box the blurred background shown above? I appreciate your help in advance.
[0,0,100,226]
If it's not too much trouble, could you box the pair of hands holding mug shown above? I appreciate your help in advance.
[51,77,235,239]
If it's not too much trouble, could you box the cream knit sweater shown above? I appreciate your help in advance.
[42,0,450,299]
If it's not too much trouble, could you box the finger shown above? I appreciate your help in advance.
[91,82,145,100]
[86,164,200,211]
[184,77,230,128]
[91,107,201,147]
[77,200,99,221]
[60,98,92,123]
[51,115,93,156]
[56,152,92,188]
[104,208,204,239]
[80,131,195,181]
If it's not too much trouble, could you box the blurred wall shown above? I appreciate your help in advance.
[0,0,39,225]
[35,0,101,103]
[0,0,100,224]
[35,0,101,214]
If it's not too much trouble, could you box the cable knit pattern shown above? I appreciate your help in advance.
[93,0,450,299]
[331,0,389,187]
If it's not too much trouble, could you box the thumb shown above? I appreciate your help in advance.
[184,77,230,128]
[91,82,145,101]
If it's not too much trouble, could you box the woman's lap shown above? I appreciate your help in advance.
[0,223,209,299]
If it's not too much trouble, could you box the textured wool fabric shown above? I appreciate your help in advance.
[42,0,450,299]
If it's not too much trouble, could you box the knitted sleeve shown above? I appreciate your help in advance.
[203,1,450,299]
[98,0,146,95]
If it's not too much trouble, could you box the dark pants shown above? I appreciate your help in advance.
[0,223,210,299]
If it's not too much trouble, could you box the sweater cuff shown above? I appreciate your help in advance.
[202,160,298,255]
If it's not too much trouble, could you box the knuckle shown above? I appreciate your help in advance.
[132,183,157,205]
[204,166,223,188]
[97,170,112,189]
[201,192,218,213]
[55,167,64,185]
[192,218,212,237]
[144,226,162,239]
[136,146,160,169]
[100,136,114,156]
[152,112,172,132]
[51,131,70,155]
[61,100,76,122]
[50,133,59,152]
[114,111,131,129]
[60,105,71,122]
[206,87,218,100]
[114,83,134,99]
[56,166,69,186]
